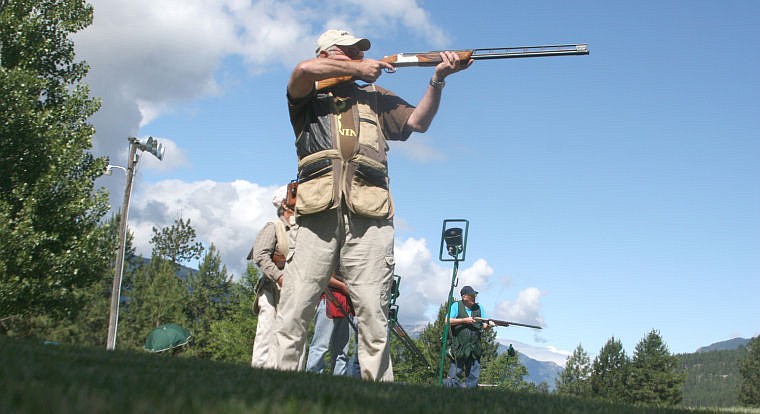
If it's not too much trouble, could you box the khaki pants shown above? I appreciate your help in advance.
[251,287,277,368]
[273,208,395,381]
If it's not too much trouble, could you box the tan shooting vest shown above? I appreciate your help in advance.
[294,84,394,219]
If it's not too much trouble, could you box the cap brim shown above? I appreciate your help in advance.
[334,37,370,51]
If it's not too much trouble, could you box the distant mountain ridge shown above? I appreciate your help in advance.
[493,336,754,393]
[496,343,563,390]
[680,338,750,407]
[696,337,749,353]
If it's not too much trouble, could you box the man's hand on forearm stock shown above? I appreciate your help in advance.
[433,51,473,82]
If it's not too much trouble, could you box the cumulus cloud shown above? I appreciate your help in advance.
[127,179,279,276]
[392,237,495,326]
[135,137,189,172]
[491,287,546,328]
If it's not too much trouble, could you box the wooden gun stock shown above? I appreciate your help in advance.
[315,51,473,91]
[315,44,587,91]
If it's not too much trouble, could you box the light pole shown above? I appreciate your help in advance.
[106,136,165,351]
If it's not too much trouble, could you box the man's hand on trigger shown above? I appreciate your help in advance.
[356,58,395,83]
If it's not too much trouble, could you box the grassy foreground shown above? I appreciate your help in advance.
[0,335,725,414]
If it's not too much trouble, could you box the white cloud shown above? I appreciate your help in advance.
[491,287,546,328]
[136,137,189,172]
[127,179,280,277]
[392,237,495,326]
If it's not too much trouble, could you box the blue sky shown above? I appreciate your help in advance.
[77,1,759,365]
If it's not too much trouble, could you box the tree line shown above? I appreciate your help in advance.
[555,332,684,407]
[1,215,254,362]
[555,333,760,409]
[679,346,745,407]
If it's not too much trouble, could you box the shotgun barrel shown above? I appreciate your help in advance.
[474,317,542,330]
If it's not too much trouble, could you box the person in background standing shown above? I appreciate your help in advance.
[249,186,293,368]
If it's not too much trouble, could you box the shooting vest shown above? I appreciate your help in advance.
[294,84,393,219]
[252,217,289,314]
[272,218,289,259]
[451,301,483,361]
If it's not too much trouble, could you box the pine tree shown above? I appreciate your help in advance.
[478,324,500,370]
[627,329,684,406]
[185,244,232,358]
[556,344,592,398]
[0,0,111,323]
[591,336,629,402]
[119,257,190,350]
[205,264,257,363]
[150,217,204,267]
[389,326,435,384]
[416,303,450,383]
[739,336,760,407]
[480,346,533,391]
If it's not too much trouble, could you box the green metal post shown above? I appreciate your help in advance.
[437,258,459,385]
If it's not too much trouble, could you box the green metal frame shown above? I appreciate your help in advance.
[437,219,468,385]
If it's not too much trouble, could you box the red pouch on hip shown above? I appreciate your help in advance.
[326,289,354,319]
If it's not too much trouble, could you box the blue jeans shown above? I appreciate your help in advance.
[445,358,481,388]
[306,297,350,375]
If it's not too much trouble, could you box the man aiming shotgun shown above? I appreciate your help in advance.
[273,29,472,382]
[316,43,589,90]
[274,28,586,382]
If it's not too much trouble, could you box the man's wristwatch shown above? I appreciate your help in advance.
[429,78,445,89]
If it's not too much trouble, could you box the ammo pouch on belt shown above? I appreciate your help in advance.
[297,150,393,219]
[296,150,338,215]
[451,330,483,361]
[347,154,391,218]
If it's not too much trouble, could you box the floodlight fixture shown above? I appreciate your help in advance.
[437,218,469,385]
[438,219,468,262]
[135,136,165,160]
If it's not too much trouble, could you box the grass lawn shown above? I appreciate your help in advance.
[0,335,731,414]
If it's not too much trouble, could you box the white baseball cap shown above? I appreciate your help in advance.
[271,185,288,208]
[315,29,370,54]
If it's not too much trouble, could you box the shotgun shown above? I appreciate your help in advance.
[473,317,542,330]
[316,43,589,90]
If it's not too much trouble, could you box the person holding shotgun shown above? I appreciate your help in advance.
[445,285,493,388]
[273,29,472,381]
